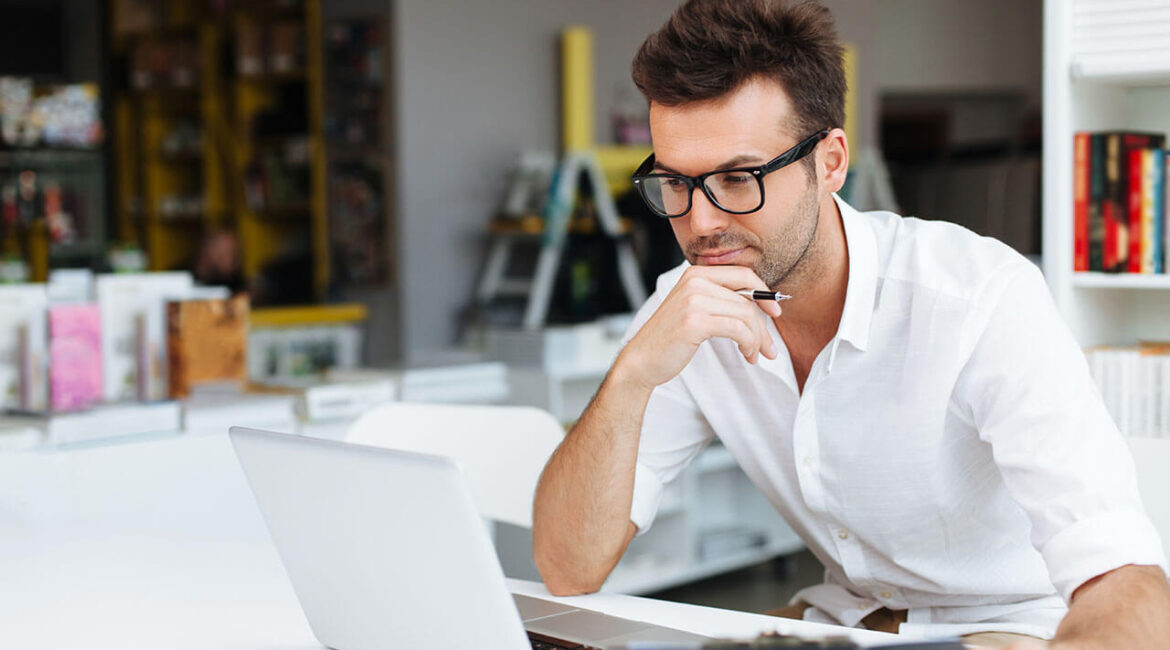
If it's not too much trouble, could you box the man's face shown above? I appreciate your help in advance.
[648,77,822,290]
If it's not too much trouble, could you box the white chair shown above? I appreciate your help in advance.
[344,402,565,528]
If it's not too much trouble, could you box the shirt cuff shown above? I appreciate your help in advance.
[1040,510,1168,601]
[629,461,664,536]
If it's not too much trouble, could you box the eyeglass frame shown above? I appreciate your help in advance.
[631,128,830,218]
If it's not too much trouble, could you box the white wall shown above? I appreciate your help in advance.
[390,0,879,361]
[875,0,1043,102]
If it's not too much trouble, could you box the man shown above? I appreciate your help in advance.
[531,1,1170,648]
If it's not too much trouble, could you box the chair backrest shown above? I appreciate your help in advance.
[1127,437,1170,563]
[344,403,564,528]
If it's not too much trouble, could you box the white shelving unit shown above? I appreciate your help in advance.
[1043,0,1170,346]
[1044,2,1170,555]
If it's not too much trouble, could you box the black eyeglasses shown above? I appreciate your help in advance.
[631,129,829,218]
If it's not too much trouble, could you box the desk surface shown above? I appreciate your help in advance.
[0,432,893,649]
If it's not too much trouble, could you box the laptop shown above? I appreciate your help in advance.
[228,426,710,649]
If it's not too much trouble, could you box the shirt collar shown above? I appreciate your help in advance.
[832,193,879,354]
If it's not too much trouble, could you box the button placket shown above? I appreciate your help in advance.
[792,390,825,514]
[831,523,873,587]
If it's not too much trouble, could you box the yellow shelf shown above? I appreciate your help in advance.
[595,145,653,195]
[112,0,329,300]
[252,303,368,328]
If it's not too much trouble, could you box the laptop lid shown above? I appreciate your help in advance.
[229,426,531,650]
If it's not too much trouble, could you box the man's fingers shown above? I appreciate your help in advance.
[686,293,777,360]
[705,315,761,363]
[755,298,783,319]
[681,265,785,320]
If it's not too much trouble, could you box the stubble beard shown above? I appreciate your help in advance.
[683,178,821,291]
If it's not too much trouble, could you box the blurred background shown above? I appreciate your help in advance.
[0,0,1071,612]
[8,0,1170,625]
[0,0,1043,366]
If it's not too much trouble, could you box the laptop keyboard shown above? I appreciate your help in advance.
[527,631,599,649]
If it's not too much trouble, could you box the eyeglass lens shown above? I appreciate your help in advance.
[639,170,761,217]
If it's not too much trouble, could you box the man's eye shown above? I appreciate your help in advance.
[663,178,688,190]
[720,173,751,185]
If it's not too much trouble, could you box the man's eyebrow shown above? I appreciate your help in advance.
[652,154,767,175]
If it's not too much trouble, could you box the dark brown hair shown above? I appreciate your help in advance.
[632,0,846,139]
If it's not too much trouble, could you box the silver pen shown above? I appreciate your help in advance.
[735,289,792,302]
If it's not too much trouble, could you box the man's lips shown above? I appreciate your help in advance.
[696,248,746,265]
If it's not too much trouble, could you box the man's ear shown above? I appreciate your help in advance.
[820,128,850,194]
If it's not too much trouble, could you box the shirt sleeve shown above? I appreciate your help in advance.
[620,271,716,536]
[628,375,715,534]
[954,261,1168,602]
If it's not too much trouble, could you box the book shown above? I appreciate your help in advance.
[0,424,43,451]
[180,390,297,436]
[1088,133,1107,271]
[1103,132,1165,273]
[48,303,103,412]
[1141,149,1160,274]
[1073,132,1090,272]
[47,268,94,303]
[248,376,397,422]
[328,357,510,404]
[1085,344,1170,439]
[0,284,48,412]
[1160,150,1168,275]
[97,272,194,402]
[166,295,249,399]
[1127,147,1144,273]
[0,401,181,444]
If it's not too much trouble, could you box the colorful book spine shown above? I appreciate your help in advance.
[1104,132,1166,273]
[1104,133,1123,271]
[1158,151,1167,274]
[48,303,103,412]
[1141,149,1158,274]
[1128,147,1144,273]
[1089,133,1107,271]
[1074,132,1090,272]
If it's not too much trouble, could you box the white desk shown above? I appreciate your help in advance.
[0,433,893,649]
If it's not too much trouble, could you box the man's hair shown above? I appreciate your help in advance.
[632,0,846,139]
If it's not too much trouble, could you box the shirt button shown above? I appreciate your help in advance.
[880,591,892,599]
[837,530,850,540]
[802,456,814,468]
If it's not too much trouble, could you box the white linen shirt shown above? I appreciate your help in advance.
[623,195,1167,639]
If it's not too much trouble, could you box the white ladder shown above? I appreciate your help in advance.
[476,150,647,330]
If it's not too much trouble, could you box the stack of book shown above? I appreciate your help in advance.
[180,387,297,437]
[1085,344,1170,439]
[329,357,510,405]
[0,272,246,447]
[1073,132,1168,274]
[248,374,397,423]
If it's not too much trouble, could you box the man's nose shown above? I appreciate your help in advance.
[687,185,731,236]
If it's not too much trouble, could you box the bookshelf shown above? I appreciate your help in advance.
[110,0,330,301]
[1042,1,1170,346]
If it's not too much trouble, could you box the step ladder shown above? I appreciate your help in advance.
[476,150,648,330]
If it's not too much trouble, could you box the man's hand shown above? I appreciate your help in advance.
[1000,564,1170,650]
[616,265,781,390]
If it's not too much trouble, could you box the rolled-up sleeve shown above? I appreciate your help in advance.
[620,274,715,535]
[628,376,715,534]
[955,262,1167,601]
